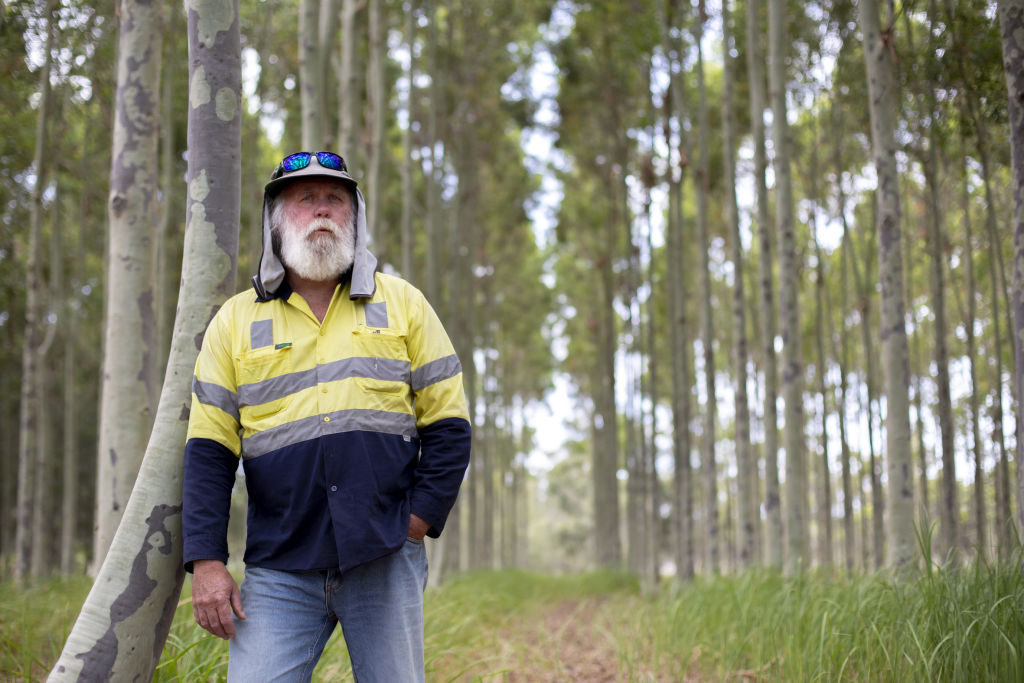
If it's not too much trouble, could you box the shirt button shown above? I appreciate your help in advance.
[321,386,328,393]
[323,416,330,423]
[330,485,338,492]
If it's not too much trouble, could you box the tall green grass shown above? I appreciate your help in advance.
[3,558,1022,681]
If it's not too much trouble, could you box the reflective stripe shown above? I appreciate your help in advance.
[241,408,417,459]
[319,356,411,385]
[193,376,240,423]
[364,301,389,328]
[251,319,273,349]
[411,354,462,392]
[237,357,412,407]
[238,366,318,407]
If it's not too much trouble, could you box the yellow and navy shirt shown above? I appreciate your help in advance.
[182,273,471,573]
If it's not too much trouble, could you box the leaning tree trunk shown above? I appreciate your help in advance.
[769,0,807,575]
[998,0,1024,541]
[92,0,164,568]
[748,0,782,569]
[48,2,240,679]
[722,0,756,570]
[14,0,56,583]
[860,0,916,569]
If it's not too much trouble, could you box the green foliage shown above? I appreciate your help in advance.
[7,563,1023,681]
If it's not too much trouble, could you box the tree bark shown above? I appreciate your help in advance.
[401,1,415,280]
[748,0,781,569]
[49,2,240,678]
[860,0,916,569]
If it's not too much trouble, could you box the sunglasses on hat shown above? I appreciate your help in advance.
[272,151,348,179]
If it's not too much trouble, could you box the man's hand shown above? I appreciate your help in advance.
[192,559,246,640]
[408,513,430,541]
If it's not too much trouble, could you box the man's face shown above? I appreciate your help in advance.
[273,178,357,282]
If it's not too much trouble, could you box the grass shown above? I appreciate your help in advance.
[3,559,1023,681]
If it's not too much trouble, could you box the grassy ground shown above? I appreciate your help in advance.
[3,560,1023,681]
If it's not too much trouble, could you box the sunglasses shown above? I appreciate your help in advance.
[273,151,348,179]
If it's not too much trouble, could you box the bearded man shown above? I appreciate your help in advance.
[182,151,471,682]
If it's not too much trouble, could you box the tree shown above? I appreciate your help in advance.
[92,0,164,567]
[748,0,782,569]
[999,0,1024,538]
[48,1,241,677]
[860,0,916,569]
[769,0,808,574]
[14,0,57,583]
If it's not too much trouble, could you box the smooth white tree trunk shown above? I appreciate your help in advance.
[49,1,240,679]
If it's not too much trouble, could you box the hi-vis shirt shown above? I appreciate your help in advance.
[182,273,471,573]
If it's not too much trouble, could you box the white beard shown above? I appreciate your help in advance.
[279,215,355,282]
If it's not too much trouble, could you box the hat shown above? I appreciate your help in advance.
[264,151,359,197]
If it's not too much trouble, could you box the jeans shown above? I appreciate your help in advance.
[227,538,428,683]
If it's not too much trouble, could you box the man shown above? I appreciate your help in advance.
[183,151,471,682]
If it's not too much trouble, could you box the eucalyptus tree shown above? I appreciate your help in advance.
[691,2,719,575]
[769,0,808,574]
[721,0,756,570]
[551,1,661,569]
[91,0,163,567]
[860,0,916,569]
[999,0,1024,537]
[14,0,57,582]
[299,0,325,148]
[49,1,241,677]
[746,0,782,568]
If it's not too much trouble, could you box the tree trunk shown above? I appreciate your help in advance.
[424,0,441,304]
[368,0,385,239]
[693,9,718,575]
[300,0,324,149]
[318,0,340,147]
[860,0,916,569]
[769,0,807,575]
[338,0,363,166]
[49,2,240,678]
[92,0,164,568]
[748,0,781,569]
[921,0,958,558]
[998,0,1024,546]
[401,1,415,280]
[14,0,56,583]
[810,133,834,567]
[721,0,755,571]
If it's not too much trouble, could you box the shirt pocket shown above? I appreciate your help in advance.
[351,327,411,407]
[237,345,293,421]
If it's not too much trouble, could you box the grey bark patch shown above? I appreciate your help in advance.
[75,504,182,681]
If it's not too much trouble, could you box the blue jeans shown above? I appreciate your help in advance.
[227,538,428,682]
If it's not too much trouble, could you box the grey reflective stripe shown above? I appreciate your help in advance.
[251,319,273,349]
[364,301,388,328]
[319,356,411,384]
[238,357,412,407]
[241,408,417,459]
[238,366,318,407]
[193,376,240,423]
[411,354,462,392]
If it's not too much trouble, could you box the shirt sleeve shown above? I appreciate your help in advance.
[405,289,472,536]
[182,307,241,571]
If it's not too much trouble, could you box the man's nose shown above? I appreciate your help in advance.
[314,198,331,217]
